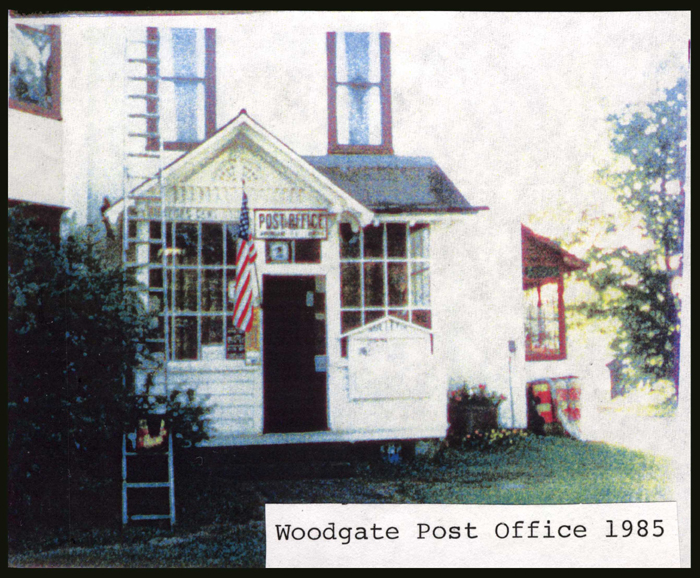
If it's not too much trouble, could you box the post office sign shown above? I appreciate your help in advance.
[254,209,328,239]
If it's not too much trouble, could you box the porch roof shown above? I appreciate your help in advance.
[303,155,487,214]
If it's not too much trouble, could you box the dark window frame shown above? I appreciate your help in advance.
[9,24,62,121]
[326,31,393,155]
[524,274,567,362]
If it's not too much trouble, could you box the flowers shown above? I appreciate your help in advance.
[448,383,505,408]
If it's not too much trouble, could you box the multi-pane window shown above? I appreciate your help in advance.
[327,32,392,154]
[143,27,216,152]
[521,225,586,362]
[339,222,431,334]
[148,221,238,360]
[524,277,565,361]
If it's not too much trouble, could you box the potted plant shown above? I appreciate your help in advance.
[447,383,505,444]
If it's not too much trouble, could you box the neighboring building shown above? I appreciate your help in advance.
[8,22,67,237]
[9,16,588,446]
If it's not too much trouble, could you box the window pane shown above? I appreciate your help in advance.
[386,223,407,258]
[149,268,163,288]
[388,309,409,322]
[9,25,55,109]
[341,263,361,307]
[524,282,561,357]
[339,223,360,259]
[165,222,175,264]
[388,262,408,306]
[173,316,198,360]
[410,262,431,307]
[364,262,385,306]
[175,222,198,265]
[412,310,432,329]
[341,311,361,333]
[226,224,238,265]
[363,224,383,258]
[365,310,384,324]
[336,32,381,84]
[295,239,321,263]
[202,315,223,345]
[148,292,164,313]
[409,224,430,259]
[202,269,223,312]
[225,269,236,312]
[201,223,223,265]
[149,221,162,240]
[175,269,198,311]
[149,243,161,264]
[336,85,382,146]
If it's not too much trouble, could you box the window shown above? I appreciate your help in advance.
[142,27,216,152]
[9,24,61,120]
[327,32,392,154]
[339,222,430,334]
[147,221,245,361]
[522,225,586,362]
[265,239,321,264]
[524,275,565,361]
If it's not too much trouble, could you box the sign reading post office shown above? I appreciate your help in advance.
[254,209,328,240]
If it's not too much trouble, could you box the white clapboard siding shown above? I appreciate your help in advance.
[138,366,263,437]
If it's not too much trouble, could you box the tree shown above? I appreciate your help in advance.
[574,77,687,397]
[8,208,211,534]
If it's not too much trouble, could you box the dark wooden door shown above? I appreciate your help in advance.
[263,275,327,433]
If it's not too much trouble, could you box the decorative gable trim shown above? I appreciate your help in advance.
[125,110,374,227]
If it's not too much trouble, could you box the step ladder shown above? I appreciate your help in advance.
[122,421,176,527]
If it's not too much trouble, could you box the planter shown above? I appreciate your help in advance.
[448,404,499,440]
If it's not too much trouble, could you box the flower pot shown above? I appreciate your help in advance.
[463,406,499,432]
[448,404,499,440]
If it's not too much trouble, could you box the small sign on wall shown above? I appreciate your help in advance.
[226,325,246,360]
[254,209,328,239]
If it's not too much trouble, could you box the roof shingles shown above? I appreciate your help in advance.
[303,155,483,214]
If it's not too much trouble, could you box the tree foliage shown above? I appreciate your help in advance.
[605,76,687,261]
[574,77,687,394]
[8,208,211,533]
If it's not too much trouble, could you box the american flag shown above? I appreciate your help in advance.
[233,189,258,332]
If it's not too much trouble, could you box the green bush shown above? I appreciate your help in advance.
[8,207,211,534]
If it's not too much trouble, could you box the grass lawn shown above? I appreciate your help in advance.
[9,436,673,568]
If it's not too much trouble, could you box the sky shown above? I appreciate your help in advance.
[206,11,690,235]
[14,11,690,234]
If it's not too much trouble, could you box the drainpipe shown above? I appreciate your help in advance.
[508,340,517,427]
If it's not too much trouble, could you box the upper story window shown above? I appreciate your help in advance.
[522,226,586,362]
[327,32,393,155]
[142,27,216,152]
[9,24,61,120]
[339,222,430,334]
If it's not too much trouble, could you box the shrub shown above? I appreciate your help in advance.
[8,208,211,534]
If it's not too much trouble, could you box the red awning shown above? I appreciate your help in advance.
[522,225,587,289]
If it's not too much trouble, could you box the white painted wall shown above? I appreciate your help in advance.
[8,109,65,208]
[432,209,528,428]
